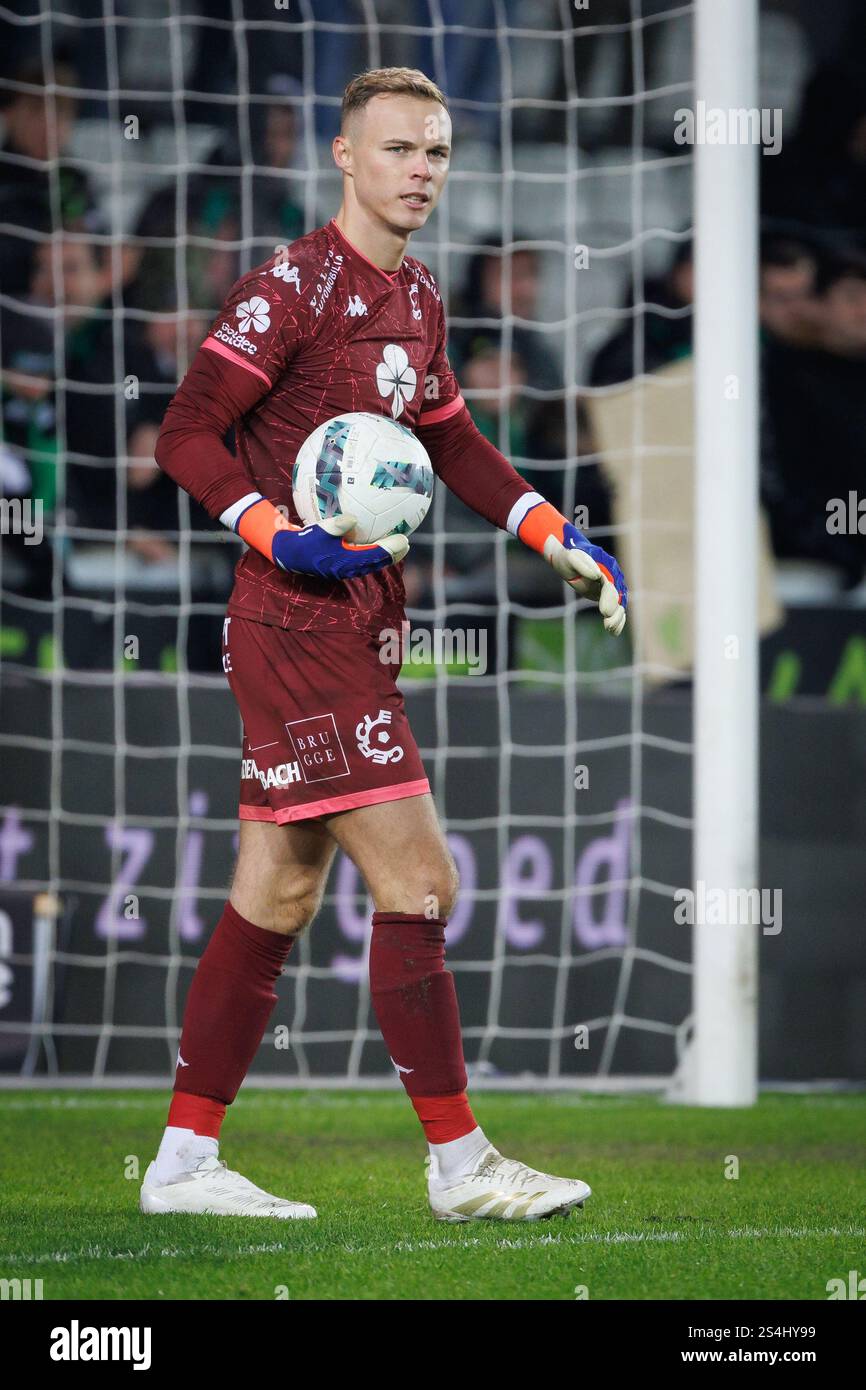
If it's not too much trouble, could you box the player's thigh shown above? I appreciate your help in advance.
[321,793,459,917]
[230,816,337,934]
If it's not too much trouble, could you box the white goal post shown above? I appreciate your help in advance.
[668,0,759,1106]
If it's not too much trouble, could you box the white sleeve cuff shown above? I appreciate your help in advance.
[219,492,265,532]
[506,491,545,538]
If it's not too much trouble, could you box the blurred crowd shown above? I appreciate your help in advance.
[1,14,866,668]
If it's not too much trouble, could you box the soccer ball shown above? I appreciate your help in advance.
[292,412,434,545]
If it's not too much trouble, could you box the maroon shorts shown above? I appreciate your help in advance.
[222,616,430,825]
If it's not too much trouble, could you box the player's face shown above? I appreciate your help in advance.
[345,95,451,233]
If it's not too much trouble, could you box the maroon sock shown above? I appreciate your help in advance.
[369,911,468,1097]
[411,1093,479,1143]
[174,900,295,1105]
[168,1093,226,1140]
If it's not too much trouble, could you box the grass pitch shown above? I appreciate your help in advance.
[0,1090,862,1301]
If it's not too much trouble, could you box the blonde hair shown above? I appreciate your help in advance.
[341,67,448,131]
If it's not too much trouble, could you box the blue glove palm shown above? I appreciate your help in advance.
[272,514,409,581]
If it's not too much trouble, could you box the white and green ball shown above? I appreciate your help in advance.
[292,412,434,545]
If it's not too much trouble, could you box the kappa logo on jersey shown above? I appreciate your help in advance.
[408,282,422,320]
[356,708,404,764]
[241,757,302,789]
[344,294,368,317]
[271,261,301,290]
[236,296,271,334]
[176,1050,189,1069]
[376,344,417,419]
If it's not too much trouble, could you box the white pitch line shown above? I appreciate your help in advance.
[3,1226,864,1268]
[0,1240,297,1266]
[2,1093,861,1110]
[390,1226,865,1253]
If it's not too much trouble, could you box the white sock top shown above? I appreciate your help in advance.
[152,1125,219,1185]
[428,1125,490,1183]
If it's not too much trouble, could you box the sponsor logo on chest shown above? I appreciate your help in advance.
[309,251,345,318]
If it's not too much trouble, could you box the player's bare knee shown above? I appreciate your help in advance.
[401,852,459,920]
[276,874,325,935]
[432,859,460,920]
[230,866,324,937]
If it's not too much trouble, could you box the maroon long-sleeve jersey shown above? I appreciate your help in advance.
[155,217,538,634]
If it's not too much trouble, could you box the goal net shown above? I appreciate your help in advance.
[0,0,700,1089]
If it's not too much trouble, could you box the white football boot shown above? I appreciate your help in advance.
[140,1154,317,1220]
[427,1145,591,1223]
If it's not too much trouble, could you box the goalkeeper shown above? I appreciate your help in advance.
[145,67,627,1224]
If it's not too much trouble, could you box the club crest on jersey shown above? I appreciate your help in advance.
[271,262,301,291]
[356,708,404,764]
[408,282,422,320]
[236,297,271,334]
[344,294,368,317]
[375,344,417,419]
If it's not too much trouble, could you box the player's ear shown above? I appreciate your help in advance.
[332,133,352,176]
